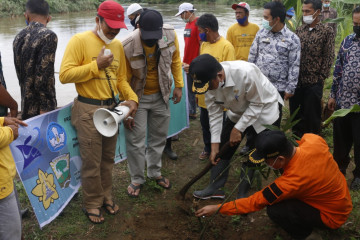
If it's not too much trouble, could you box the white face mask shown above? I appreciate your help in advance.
[97,23,112,45]
[303,11,317,25]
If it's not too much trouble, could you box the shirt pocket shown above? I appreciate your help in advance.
[275,42,289,57]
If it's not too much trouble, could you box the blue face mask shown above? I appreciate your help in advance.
[237,16,247,25]
[25,20,29,26]
[199,32,207,42]
[323,3,330,7]
[262,19,273,31]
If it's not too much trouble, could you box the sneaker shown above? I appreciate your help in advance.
[164,146,178,160]
[199,151,210,160]
[350,177,360,191]
[193,189,225,200]
[189,114,197,120]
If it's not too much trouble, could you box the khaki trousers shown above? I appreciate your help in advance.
[71,98,117,209]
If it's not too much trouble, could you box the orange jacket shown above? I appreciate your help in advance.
[219,134,352,229]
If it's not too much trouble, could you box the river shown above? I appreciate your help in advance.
[0,3,263,108]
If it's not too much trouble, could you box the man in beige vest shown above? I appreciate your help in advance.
[122,9,183,197]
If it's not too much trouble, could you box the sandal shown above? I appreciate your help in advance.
[102,201,119,215]
[82,208,104,224]
[127,183,142,198]
[156,176,172,190]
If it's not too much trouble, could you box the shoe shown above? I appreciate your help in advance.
[82,208,104,224]
[199,151,210,160]
[239,145,250,155]
[155,176,172,189]
[236,167,255,199]
[189,114,197,120]
[350,177,360,191]
[171,135,179,141]
[127,183,142,198]
[102,201,119,215]
[21,208,29,218]
[164,146,178,160]
[193,189,225,200]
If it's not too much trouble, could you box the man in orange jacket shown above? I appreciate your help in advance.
[195,130,352,239]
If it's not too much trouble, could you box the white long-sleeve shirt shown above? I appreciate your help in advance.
[206,61,284,143]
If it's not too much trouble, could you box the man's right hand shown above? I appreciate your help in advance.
[4,117,27,128]
[8,125,20,140]
[123,118,135,130]
[327,98,336,111]
[96,46,114,69]
[209,143,220,165]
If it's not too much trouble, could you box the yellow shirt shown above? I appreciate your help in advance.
[226,22,259,61]
[197,37,236,108]
[0,117,15,199]
[142,43,160,95]
[59,31,138,103]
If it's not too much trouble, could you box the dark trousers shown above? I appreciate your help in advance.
[209,118,258,189]
[289,83,323,138]
[199,107,226,153]
[333,111,360,178]
[187,73,196,115]
[267,199,326,239]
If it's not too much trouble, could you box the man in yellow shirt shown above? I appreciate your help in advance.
[60,0,138,224]
[121,10,183,197]
[0,117,27,239]
[226,2,259,61]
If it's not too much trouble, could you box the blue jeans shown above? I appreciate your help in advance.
[0,190,21,240]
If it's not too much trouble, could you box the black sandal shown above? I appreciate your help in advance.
[127,183,142,198]
[82,208,104,224]
[156,176,172,189]
[102,202,119,215]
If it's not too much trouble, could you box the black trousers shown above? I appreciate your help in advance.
[333,111,360,178]
[289,83,323,138]
[267,199,326,239]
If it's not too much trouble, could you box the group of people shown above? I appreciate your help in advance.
[0,0,359,239]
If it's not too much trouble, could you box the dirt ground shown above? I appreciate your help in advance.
[21,118,359,240]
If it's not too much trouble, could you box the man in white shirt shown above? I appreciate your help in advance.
[189,54,283,200]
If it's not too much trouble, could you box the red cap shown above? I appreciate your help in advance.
[97,0,127,29]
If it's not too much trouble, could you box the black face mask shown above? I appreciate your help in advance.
[354,26,360,38]
[143,39,158,47]
[130,18,136,27]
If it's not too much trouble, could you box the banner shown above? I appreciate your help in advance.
[10,73,189,228]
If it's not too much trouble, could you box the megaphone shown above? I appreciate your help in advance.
[93,105,130,137]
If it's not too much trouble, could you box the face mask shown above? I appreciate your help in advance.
[182,12,193,23]
[130,18,136,27]
[199,32,207,42]
[97,23,112,45]
[323,3,330,7]
[25,20,29,26]
[354,26,360,38]
[143,39,158,47]
[262,19,273,31]
[266,156,279,170]
[237,16,247,25]
[303,11,318,25]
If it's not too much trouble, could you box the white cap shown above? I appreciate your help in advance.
[127,3,142,16]
[175,3,196,17]
[231,2,250,12]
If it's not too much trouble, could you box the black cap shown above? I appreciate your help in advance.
[138,9,163,40]
[249,131,293,164]
[189,54,222,94]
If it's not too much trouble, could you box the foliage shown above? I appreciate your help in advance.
[323,104,360,125]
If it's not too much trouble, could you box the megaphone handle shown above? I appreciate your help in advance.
[104,68,120,108]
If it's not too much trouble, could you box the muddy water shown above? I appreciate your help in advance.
[0,4,262,108]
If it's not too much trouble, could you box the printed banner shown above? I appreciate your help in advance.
[10,73,189,228]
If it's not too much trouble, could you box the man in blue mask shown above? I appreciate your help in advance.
[320,0,337,36]
[226,2,259,61]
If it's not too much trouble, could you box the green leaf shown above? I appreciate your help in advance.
[263,124,280,131]
[323,17,345,23]
[323,104,360,125]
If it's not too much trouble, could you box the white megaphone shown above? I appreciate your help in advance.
[93,105,130,137]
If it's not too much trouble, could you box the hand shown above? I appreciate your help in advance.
[172,87,182,104]
[120,100,138,119]
[195,205,219,217]
[230,128,242,147]
[8,125,20,140]
[182,63,189,73]
[3,117,28,127]
[123,117,135,130]
[327,98,336,111]
[284,92,294,101]
[209,143,220,165]
[10,108,18,118]
[96,46,114,69]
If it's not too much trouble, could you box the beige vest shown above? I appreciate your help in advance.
[122,24,176,103]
